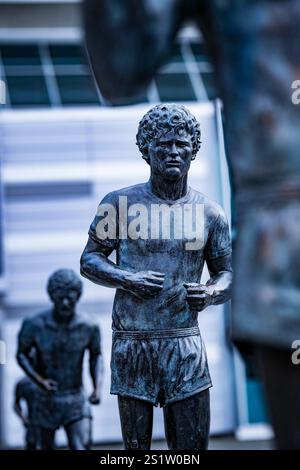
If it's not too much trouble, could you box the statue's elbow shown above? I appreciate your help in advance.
[80,253,89,278]
[16,351,24,368]
[222,283,232,303]
[213,287,232,306]
[80,264,89,280]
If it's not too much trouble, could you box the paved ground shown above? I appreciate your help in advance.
[95,437,274,450]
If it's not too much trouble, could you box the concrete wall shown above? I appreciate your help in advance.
[0,2,80,30]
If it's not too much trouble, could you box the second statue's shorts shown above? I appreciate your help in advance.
[35,388,91,430]
[110,326,212,406]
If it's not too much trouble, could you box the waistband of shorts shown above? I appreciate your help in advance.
[112,326,200,340]
[39,387,83,397]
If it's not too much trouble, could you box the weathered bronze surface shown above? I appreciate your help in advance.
[81,104,232,449]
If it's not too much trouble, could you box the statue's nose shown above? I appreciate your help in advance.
[170,142,179,157]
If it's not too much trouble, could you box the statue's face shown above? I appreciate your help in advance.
[147,128,194,181]
[51,287,79,320]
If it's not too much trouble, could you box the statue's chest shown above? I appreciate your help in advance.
[37,327,87,357]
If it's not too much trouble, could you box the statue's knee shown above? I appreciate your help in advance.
[69,437,85,450]
[125,435,150,450]
[68,431,86,450]
[125,438,139,450]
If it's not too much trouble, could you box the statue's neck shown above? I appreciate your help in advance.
[52,309,75,325]
[149,173,188,201]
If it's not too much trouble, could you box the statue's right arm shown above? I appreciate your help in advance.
[16,320,45,389]
[80,236,133,290]
[13,382,23,419]
[80,237,165,298]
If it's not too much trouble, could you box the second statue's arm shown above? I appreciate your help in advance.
[80,237,164,299]
[87,323,104,405]
[16,321,58,392]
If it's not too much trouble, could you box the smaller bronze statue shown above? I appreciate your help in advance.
[14,376,40,449]
[16,269,103,450]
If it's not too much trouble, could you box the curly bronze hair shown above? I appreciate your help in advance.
[47,269,82,299]
[136,104,201,158]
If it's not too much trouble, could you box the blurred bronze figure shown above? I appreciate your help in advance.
[14,377,40,449]
[17,269,102,450]
[81,104,232,450]
[83,0,300,449]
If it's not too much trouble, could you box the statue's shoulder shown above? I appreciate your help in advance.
[23,309,51,327]
[110,182,148,198]
[19,309,51,334]
[98,183,148,206]
[189,187,227,223]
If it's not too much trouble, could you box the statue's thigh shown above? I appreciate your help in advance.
[118,395,153,450]
[65,419,88,450]
[40,427,56,450]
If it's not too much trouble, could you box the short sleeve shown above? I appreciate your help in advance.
[89,324,101,357]
[205,211,232,260]
[88,191,118,251]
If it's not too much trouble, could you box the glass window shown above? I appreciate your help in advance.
[0,39,214,107]
[6,75,50,107]
[201,72,218,100]
[49,44,86,66]
[168,43,184,63]
[56,75,100,105]
[156,73,196,102]
[190,43,210,62]
[1,45,41,66]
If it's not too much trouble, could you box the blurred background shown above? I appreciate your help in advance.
[0,0,272,449]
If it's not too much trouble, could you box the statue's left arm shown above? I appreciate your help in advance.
[185,211,232,312]
[88,324,103,405]
[205,252,232,304]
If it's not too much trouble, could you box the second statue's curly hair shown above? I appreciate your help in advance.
[136,104,201,158]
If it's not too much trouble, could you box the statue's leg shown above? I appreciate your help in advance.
[40,427,56,450]
[163,389,210,450]
[65,419,88,450]
[25,425,38,450]
[118,395,153,450]
[81,417,92,450]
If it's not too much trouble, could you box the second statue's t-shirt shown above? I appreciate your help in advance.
[89,181,231,331]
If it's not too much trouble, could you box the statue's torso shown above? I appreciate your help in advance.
[89,182,230,331]
[31,311,94,391]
